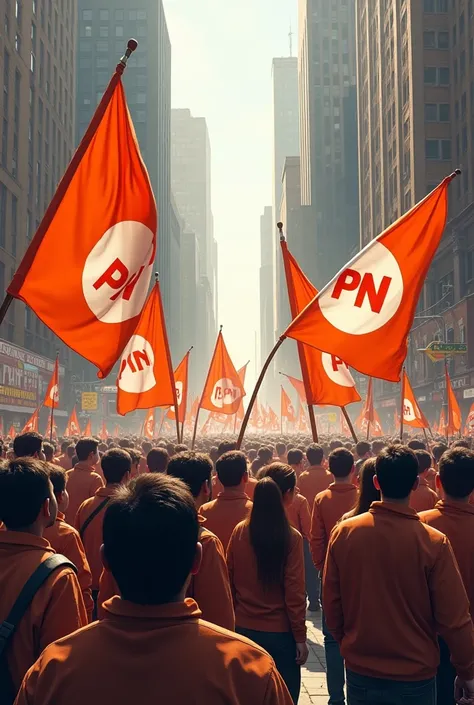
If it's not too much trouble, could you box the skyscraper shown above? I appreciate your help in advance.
[259,204,273,370]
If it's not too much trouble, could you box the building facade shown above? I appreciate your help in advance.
[259,205,273,400]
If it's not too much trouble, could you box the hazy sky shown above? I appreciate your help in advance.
[163,0,298,388]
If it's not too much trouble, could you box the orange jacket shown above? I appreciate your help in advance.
[55,454,73,471]
[15,598,293,705]
[409,478,438,513]
[310,482,358,570]
[286,493,311,541]
[200,488,253,550]
[65,462,103,526]
[227,522,306,642]
[0,532,87,691]
[44,512,94,621]
[420,499,474,616]
[323,502,474,681]
[75,486,116,590]
[297,466,333,508]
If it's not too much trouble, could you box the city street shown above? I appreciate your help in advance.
[301,614,329,705]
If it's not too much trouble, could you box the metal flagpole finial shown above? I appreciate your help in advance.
[155,272,159,282]
[277,222,285,242]
[119,39,138,68]
[219,324,223,332]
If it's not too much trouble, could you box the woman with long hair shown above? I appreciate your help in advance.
[227,463,308,704]
[342,457,380,520]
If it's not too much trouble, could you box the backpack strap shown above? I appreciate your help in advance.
[79,498,110,540]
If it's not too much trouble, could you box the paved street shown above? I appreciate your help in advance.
[300,612,329,705]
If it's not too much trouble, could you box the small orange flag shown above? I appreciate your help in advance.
[199,331,246,416]
[281,387,296,424]
[465,403,474,436]
[8,425,16,439]
[249,398,264,430]
[268,407,280,431]
[22,408,39,434]
[44,414,58,440]
[446,369,462,435]
[43,357,59,409]
[298,406,309,433]
[439,408,447,436]
[99,420,108,441]
[282,373,307,404]
[64,407,81,437]
[7,64,156,379]
[235,363,250,421]
[185,397,199,432]
[167,350,192,423]
[83,419,92,437]
[284,176,457,382]
[402,371,429,429]
[143,409,155,439]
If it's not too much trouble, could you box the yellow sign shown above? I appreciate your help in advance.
[81,392,98,411]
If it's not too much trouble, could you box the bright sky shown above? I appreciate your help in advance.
[163,0,298,388]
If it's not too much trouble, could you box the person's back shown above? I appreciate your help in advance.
[15,474,293,705]
[285,492,311,541]
[65,439,103,525]
[298,444,332,508]
[409,450,438,513]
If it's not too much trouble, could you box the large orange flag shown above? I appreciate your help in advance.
[284,176,457,382]
[167,349,192,423]
[83,419,92,437]
[446,369,462,435]
[402,371,429,429]
[199,331,246,415]
[281,239,361,405]
[281,387,296,424]
[64,407,81,437]
[6,57,156,379]
[43,356,59,409]
[116,282,176,416]
[143,409,155,439]
[22,408,39,434]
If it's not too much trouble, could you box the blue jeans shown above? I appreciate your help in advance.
[347,670,436,705]
[304,539,320,609]
[322,608,346,705]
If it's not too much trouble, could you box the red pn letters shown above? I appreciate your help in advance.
[332,269,393,314]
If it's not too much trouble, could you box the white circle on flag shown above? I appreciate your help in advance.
[403,399,417,422]
[212,378,242,409]
[321,353,356,388]
[82,221,155,323]
[117,335,156,394]
[49,384,59,403]
[319,242,404,335]
[175,381,183,406]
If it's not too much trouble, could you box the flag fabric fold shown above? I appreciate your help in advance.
[64,407,81,437]
[281,387,296,424]
[402,371,429,429]
[43,357,59,409]
[446,369,462,435]
[167,350,191,423]
[22,408,39,434]
[199,331,246,416]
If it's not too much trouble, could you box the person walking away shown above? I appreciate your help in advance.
[298,444,332,510]
[409,450,438,512]
[64,439,103,525]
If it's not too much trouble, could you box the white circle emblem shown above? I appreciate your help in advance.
[117,335,155,394]
[321,353,356,388]
[212,378,242,409]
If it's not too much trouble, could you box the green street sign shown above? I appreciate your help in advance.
[421,341,468,361]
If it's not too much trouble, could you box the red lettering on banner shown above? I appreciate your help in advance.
[132,349,151,372]
[110,266,145,302]
[176,387,181,401]
[93,259,129,291]
[331,356,345,372]
[332,269,392,314]
[332,269,360,299]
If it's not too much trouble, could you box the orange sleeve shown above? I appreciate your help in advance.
[61,531,94,622]
[322,539,344,643]
[74,500,87,532]
[40,569,88,653]
[299,497,311,542]
[91,474,104,493]
[193,534,235,631]
[262,664,294,705]
[226,529,237,606]
[310,497,328,571]
[283,531,307,643]
[97,569,120,620]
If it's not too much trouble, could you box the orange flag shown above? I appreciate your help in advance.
[249,398,264,431]
[281,373,307,404]
[402,371,429,429]
[284,176,457,382]
[199,330,246,415]
[185,397,199,432]
[281,387,296,424]
[44,414,58,440]
[99,420,108,441]
[465,403,474,436]
[143,409,155,439]
[235,363,250,421]
[7,61,156,379]
[65,407,81,437]
[116,282,176,416]
[439,408,447,436]
[8,425,16,439]
[22,408,39,434]
[84,419,92,437]
[281,239,361,405]
[268,407,280,431]
[298,406,309,433]
[446,369,462,435]
[43,356,59,409]
[167,349,192,423]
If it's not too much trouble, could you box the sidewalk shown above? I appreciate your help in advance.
[300,612,329,705]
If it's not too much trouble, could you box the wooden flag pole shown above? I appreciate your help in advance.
[49,350,59,443]
[399,367,405,441]
[444,359,450,443]
[342,406,358,443]
[192,326,223,449]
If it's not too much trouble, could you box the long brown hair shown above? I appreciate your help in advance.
[248,472,292,589]
[346,457,379,518]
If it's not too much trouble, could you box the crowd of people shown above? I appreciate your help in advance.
[0,428,473,704]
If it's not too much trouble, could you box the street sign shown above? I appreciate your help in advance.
[420,341,467,362]
[81,392,98,411]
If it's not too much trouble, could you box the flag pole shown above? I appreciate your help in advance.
[180,346,193,444]
[234,360,250,436]
[280,387,283,436]
[192,326,223,449]
[399,367,405,441]
[444,359,450,443]
[49,350,59,443]
[341,406,358,443]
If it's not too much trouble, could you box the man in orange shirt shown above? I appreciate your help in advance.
[410,450,438,512]
[15,474,293,705]
[65,438,103,525]
[0,458,87,699]
[75,448,131,619]
[44,466,94,621]
[55,441,73,470]
[324,445,474,705]
[298,444,332,510]
[419,447,474,705]
[311,447,357,705]
[200,451,253,551]
[287,448,305,479]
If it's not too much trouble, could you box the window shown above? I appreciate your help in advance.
[424,0,435,10]
[424,31,436,47]
[115,10,123,20]
[439,67,450,84]
[425,103,437,121]
[424,66,437,84]
[426,139,439,159]
[439,103,450,121]
[0,184,6,248]
[82,25,92,37]
[11,194,17,256]
[82,10,92,20]
[137,25,146,37]
[441,139,451,159]
[438,31,449,49]
[137,11,147,19]
[115,25,124,37]
[128,10,136,20]
[96,41,108,52]
[99,10,109,20]
[136,92,146,104]
[96,57,108,68]
[99,25,108,36]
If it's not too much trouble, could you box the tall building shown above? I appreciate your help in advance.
[259,205,273,387]
[0,0,77,427]
[180,228,199,395]
[171,108,217,384]
[298,0,359,288]
[76,0,179,357]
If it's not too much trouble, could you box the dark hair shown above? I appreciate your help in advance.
[329,448,354,478]
[66,446,76,459]
[329,440,344,451]
[147,448,169,474]
[257,462,296,496]
[167,452,213,498]
[0,458,51,528]
[415,449,432,474]
[287,448,304,466]
[216,451,248,487]
[452,439,471,450]
[248,477,292,589]
[49,465,67,495]
[75,438,99,462]
[141,441,153,454]
[119,439,132,449]
[217,441,237,458]
[276,442,286,456]
[42,442,55,462]
[257,447,273,464]
[432,443,448,462]
[371,440,385,455]
[251,458,264,474]
[103,474,198,604]
[375,445,418,499]
[438,448,474,499]
[101,449,132,484]
[346,458,379,518]
[248,449,257,462]
[127,448,141,466]
[60,441,70,453]
[306,443,324,466]
[408,440,426,451]
[355,441,371,458]
[174,444,189,454]
[13,432,43,458]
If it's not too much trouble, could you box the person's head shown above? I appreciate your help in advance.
[101,448,132,485]
[408,439,426,451]
[146,448,169,474]
[347,458,380,518]
[217,441,236,459]
[119,438,132,450]
[371,440,385,455]
[75,438,99,465]
[432,443,448,465]
[174,444,189,454]
[66,445,76,459]
[98,443,108,454]
[257,447,273,465]
[127,448,141,475]
[0,458,57,532]
[355,441,371,460]
[437,448,474,500]
[216,451,248,488]
[167,452,213,506]
[247,448,257,463]
[287,448,304,472]
[451,439,471,450]
[42,442,55,463]
[329,440,344,451]
[306,443,324,467]
[13,432,44,459]
[141,441,152,456]
[414,449,432,476]
[329,448,354,480]
[251,457,264,475]
[102,474,200,605]
[48,465,69,513]
[374,445,419,501]
[209,446,219,464]
[60,440,70,454]
[166,443,175,457]
[257,462,296,505]
[276,442,286,458]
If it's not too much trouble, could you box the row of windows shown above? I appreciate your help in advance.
[81,24,147,38]
[82,9,147,22]
[425,139,451,160]
[423,30,449,50]
[423,0,448,12]
[0,182,17,256]
[425,102,450,122]
[424,66,450,85]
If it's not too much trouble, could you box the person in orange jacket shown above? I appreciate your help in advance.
[65,438,103,525]
[409,449,438,512]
